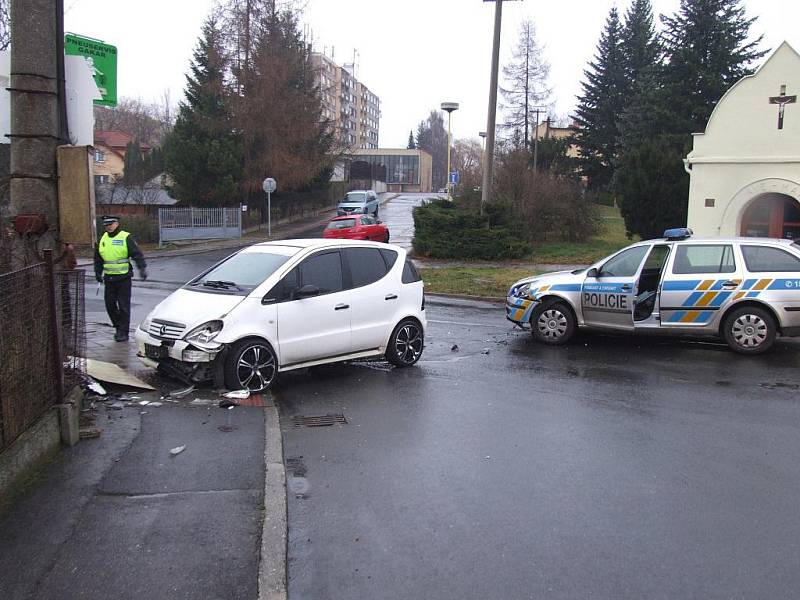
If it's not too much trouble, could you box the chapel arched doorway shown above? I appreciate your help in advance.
[740,193,800,238]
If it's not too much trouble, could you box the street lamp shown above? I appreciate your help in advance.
[441,101,459,199]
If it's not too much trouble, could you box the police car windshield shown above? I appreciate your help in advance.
[187,252,289,294]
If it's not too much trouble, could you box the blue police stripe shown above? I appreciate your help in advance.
[710,280,726,290]
[709,291,732,306]
[767,279,800,290]
[681,292,705,307]
[668,311,687,322]
[552,283,582,292]
[742,279,758,290]
[663,281,700,291]
[746,291,761,298]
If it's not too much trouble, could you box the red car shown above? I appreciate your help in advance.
[323,214,390,243]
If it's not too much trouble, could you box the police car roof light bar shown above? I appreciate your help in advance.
[663,227,693,241]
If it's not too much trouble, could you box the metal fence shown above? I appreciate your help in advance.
[0,257,85,452]
[158,206,242,247]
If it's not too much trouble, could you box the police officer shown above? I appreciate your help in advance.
[94,216,147,341]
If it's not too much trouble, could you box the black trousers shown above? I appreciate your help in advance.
[104,277,132,333]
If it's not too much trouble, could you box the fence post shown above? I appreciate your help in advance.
[44,250,65,402]
[158,208,163,249]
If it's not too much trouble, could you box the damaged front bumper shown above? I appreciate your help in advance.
[506,296,537,327]
[134,327,225,384]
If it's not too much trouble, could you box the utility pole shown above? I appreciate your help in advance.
[480,0,505,215]
[9,0,66,267]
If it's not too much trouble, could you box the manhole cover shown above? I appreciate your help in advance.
[292,414,348,428]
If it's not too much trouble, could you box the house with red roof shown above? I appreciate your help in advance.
[93,130,151,186]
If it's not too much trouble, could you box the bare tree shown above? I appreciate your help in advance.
[0,0,9,51]
[500,18,553,149]
[452,138,483,192]
[93,97,172,146]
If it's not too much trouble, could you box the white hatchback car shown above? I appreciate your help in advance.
[135,240,426,391]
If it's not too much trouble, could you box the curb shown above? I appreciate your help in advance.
[259,393,287,600]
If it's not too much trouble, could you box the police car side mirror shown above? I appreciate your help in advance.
[587,267,599,278]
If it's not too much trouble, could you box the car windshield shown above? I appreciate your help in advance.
[186,251,290,294]
[326,219,356,230]
[344,192,366,204]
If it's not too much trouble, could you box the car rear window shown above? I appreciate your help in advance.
[326,219,356,230]
[672,245,736,274]
[741,245,800,272]
[402,259,422,283]
[345,248,389,288]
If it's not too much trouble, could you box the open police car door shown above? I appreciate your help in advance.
[581,244,651,330]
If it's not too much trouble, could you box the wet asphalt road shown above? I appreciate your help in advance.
[279,308,800,600]
[86,195,800,599]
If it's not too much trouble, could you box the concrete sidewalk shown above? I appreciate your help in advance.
[0,301,287,599]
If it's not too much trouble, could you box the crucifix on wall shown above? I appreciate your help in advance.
[769,85,797,130]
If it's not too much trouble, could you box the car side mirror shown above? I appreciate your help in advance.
[376,220,383,224]
[294,284,320,299]
[587,267,599,278]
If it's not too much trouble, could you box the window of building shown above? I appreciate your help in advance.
[94,149,105,162]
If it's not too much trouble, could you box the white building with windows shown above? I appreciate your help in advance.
[685,42,800,239]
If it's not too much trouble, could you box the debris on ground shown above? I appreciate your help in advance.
[147,401,163,407]
[451,344,459,352]
[108,401,125,410]
[83,377,107,396]
[169,385,195,398]
[79,427,102,439]
[224,390,250,400]
[219,399,239,408]
[481,348,490,355]
[86,359,155,390]
[169,445,186,456]
[138,401,150,406]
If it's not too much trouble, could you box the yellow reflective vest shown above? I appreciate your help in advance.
[98,231,131,276]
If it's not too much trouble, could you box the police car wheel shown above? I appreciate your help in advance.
[531,302,575,346]
[224,338,278,392]
[722,306,776,355]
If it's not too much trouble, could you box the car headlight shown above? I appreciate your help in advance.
[184,320,223,345]
[517,284,531,297]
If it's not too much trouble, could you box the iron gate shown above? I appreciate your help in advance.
[158,206,242,247]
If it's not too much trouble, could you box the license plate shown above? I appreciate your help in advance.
[144,343,168,359]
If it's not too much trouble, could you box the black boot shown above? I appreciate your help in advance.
[114,329,129,342]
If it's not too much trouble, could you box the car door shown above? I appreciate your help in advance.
[275,250,351,366]
[582,244,650,330]
[660,243,740,328]
[344,247,397,352]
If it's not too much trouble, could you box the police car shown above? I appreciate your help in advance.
[506,229,800,354]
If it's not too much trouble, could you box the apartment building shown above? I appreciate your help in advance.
[312,52,380,150]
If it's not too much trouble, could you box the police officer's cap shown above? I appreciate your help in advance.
[102,215,120,226]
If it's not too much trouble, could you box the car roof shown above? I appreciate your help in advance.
[640,236,796,245]
[252,238,397,250]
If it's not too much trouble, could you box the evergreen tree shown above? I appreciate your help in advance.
[573,7,626,191]
[122,140,145,185]
[163,16,243,206]
[616,138,689,239]
[416,111,448,191]
[621,0,660,96]
[661,0,766,133]
[407,130,416,149]
[500,18,552,149]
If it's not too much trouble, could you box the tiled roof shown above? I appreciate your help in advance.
[94,130,152,151]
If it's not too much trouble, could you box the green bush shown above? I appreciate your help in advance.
[412,201,530,260]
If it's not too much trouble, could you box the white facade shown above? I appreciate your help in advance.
[685,42,800,238]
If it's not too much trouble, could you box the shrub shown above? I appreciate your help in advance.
[412,200,530,260]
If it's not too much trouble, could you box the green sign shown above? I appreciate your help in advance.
[64,33,117,107]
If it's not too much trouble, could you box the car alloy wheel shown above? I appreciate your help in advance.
[225,340,277,392]
[387,319,424,366]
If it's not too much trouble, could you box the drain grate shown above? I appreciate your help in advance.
[292,413,348,428]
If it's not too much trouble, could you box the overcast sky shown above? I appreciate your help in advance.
[64,0,800,147]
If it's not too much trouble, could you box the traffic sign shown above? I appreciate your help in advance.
[449,171,460,184]
[64,33,117,107]
[262,178,277,194]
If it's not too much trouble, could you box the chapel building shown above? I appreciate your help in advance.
[685,42,800,239]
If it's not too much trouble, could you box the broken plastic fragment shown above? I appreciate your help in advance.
[219,399,238,409]
[224,390,250,399]
[169,445,186,456]
[450,344,459,352]
[138,401,150,406]
[147,401,163,407]
[169,385,195,398]
[86,378,107,396]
